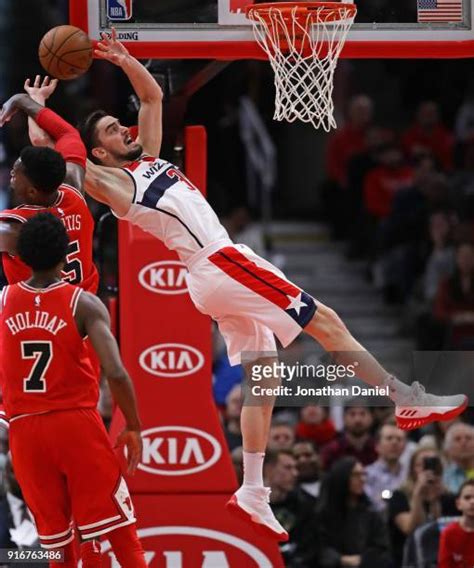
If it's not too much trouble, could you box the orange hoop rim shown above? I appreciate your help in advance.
[245,2,357,23]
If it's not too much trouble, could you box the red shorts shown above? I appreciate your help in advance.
[9,408,135,548]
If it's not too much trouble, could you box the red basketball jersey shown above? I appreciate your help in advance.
[0,185,99,293]
[0,281,98,420]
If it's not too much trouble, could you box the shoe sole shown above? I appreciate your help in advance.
[225,495,289,542]
[396,396,468,431]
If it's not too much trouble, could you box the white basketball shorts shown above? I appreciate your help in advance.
[186,242,317,365]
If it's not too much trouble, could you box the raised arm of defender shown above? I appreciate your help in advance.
[24,75,58,149]
[0,92,86,192]
[95,28,163,156]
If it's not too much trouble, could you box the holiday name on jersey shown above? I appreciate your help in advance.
[5,311,67,336]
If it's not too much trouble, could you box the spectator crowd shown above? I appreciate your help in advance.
[324,94,474,352]
[218,394,474,567]
[211,89,474,567]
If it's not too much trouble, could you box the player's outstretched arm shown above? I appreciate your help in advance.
[84,158,132,217]
[24,75,58,149]
[76,291,143,474]
[95,28,163,157]
[83,161,108,206]
[0,93,86,194]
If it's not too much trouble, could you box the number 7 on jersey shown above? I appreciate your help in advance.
[21,341,53,393]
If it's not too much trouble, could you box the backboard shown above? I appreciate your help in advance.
[71,0,474,59]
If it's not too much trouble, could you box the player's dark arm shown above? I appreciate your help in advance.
[24,75,58,149]
[76,292,142,473]
[76,292,141,430]
[0,221,20,255]
[0,93,86,193]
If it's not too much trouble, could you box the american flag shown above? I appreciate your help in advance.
[417,0,463,22]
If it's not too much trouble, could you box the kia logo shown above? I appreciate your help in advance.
[138,261,188,295]
[139,343,204,378]
[138,426,222,475]
[138,426,222,476]
[101,526,273,567]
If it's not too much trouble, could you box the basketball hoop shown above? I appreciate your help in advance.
[246,2,357,131]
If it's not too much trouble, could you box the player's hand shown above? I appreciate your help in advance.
[24,75,58,105]
[0,95,21,127]
[115,428,142,475]
[95,27,130,66]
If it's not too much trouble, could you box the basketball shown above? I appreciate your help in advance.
[38,25,93,81]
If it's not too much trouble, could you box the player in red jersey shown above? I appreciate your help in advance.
[0,82,102,429]
[0,88,98,293]
[0,212,147,568]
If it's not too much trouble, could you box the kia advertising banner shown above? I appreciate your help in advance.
[116,215,236,494]
[102,495,285,568]
[114,126,236,494]
[138,260,188,296]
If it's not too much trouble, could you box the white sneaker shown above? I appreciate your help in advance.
[226,485,289,542]
[395,381,468,430]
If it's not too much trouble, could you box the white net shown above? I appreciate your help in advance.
[247,3,357,131]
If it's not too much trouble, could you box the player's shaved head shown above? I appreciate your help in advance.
[17,212,69,271]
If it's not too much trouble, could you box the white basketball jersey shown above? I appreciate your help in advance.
[117,156,230,264]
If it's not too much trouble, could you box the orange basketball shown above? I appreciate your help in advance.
[39,25,93,81]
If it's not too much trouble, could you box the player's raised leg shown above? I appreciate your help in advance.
[304,302,468,430]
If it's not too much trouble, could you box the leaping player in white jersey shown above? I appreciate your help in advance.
[8,29,467,542]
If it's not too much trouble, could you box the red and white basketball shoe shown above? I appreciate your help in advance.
[395,381,468,431]
[226,486,289,542]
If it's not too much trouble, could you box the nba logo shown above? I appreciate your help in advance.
[107,0,133,21]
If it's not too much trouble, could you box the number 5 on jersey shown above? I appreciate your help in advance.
[22,341,53,393]
[62,240,83,284]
